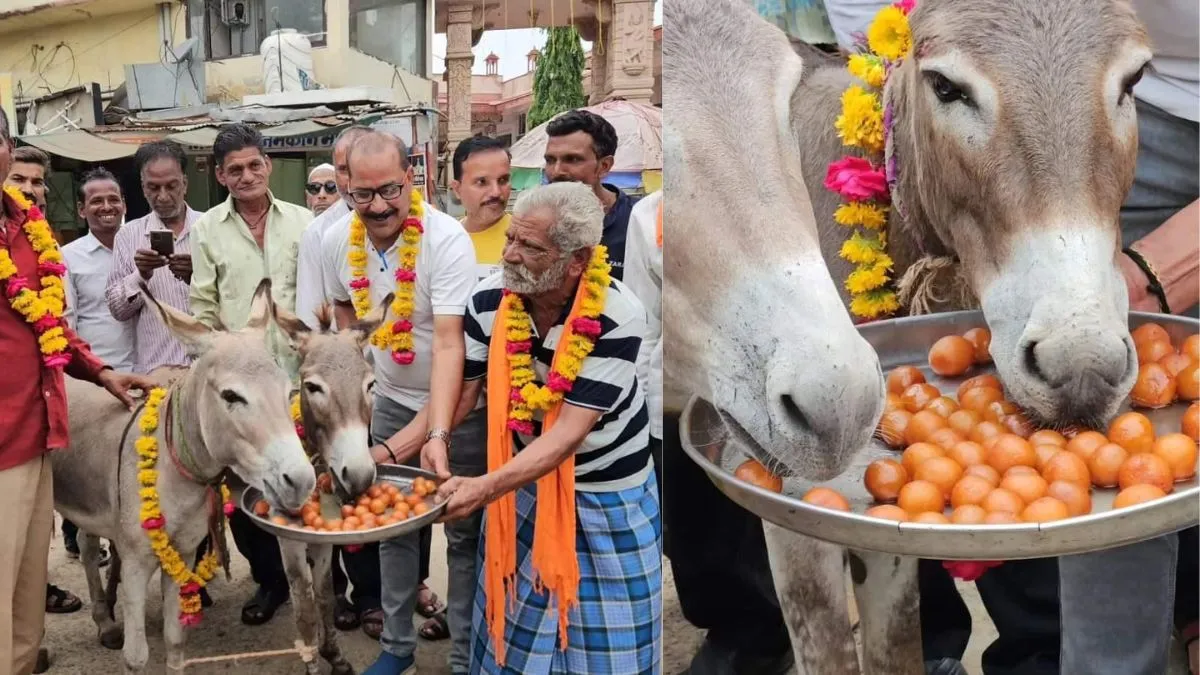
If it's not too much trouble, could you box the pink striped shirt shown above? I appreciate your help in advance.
[105,208,201,374]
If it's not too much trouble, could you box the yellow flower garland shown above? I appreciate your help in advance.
[136,387,227,625]
[348,188,423,365]
[828,1,914,319]
[0,186,70,366]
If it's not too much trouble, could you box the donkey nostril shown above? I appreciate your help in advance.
[779,394,810,431]
[1023,341,1049,384]
[341,467,351,484]
[283,474,296,489]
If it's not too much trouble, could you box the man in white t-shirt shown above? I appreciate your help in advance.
[320,131,477,675]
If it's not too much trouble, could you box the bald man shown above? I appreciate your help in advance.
[305,163,339,215]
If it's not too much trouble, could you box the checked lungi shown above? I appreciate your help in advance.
[469,471,662,674]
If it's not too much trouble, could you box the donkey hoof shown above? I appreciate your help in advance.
[99,626,125,650]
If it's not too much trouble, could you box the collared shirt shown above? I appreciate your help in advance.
[190,192,311,378]
[321,202,477,411]
[63,232,136,372]
[461,212,510,284]
[296,199,351,330]
[105,208,202,374]
[623,191,663,438]
[0,192,107,470]
[600,183,637,281]
[463,273,651,492]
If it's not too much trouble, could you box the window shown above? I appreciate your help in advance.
[349,0,427,77]
[187,0,326,60]
[517,113,527,138]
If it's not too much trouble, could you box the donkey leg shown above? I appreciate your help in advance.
[160,549,194,673]
[279,538,322,675]
[310,544,354,675]
[79,533,123,649]
[850,550,924,675]
[763,522,860,675]
[119,557,152,674]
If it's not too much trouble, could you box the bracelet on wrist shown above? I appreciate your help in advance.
[1123,246,1171,314]
[379,440,398,464]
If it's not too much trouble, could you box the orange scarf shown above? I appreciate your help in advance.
[483,288,586,665]
[655,201,663,249]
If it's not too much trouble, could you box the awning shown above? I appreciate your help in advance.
[19,130,138,162]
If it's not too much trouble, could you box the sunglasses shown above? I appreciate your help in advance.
[305,181,337,196]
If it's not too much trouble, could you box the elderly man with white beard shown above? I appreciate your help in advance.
[434,181,660,674]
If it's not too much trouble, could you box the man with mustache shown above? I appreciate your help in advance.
[190,122,313,626]
[435,182,660,673]
[542,110,636,280]
[318,130,477,675]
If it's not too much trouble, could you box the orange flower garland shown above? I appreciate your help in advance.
[0,186,70,367]
[348,188,423,365]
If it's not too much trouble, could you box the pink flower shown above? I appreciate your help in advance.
[6,277,29,298]
[180,583,201,595]
[395,268,416,283]
[546,372,574,393]
[141,516,166,530]
[942,560,1001,582]
[823,157,890,202]
[222,501,235,516]
[179,612,202,627]
[893,0,916,14]
[391,350,415,365]
[345,544,363,553]
[28,205,45,221]
[349,278,371,290]
[38,262,66,276]
[295,423,306,439]
[506,419,534,435]
[43,354,72,368]
[402,218,424,233]
[506,340,532,354]
[571,317,602,338]
[510,388,525,402]
[391,319,413,333]
[34,315,59,332]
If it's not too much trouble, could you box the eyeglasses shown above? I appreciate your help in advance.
[305,181,337,196]
[347,182,405,205]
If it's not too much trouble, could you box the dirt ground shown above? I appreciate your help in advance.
[41,520,1186,674]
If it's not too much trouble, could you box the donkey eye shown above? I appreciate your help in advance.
[304,382,325,395]
[927,71,971,105]
[366,380,376,392]
[1121,64,1147,101]
[220,389,247,406]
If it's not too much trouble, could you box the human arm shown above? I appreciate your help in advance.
[63,266,78,329]
[187,221,222,329]
[105,226,145,321]
[1119,199,1200,314]
[320,225,356,331]
[295,224,325,330]
[61,325,155,408]
[623,195,662,403]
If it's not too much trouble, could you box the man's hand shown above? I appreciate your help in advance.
[421,437,451,479]
[436,475,496,521]
[1117,252,1159,312]
[96,369,158,411]
[168,254,193,285]
[134,249,168,280]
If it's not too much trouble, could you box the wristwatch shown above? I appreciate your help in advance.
[425,428,452,449]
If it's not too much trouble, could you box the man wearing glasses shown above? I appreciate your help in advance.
[319,130,476,675]
[304,163,340,216]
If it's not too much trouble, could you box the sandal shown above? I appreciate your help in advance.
[418,612,450,641]
[240,586,288,626]
[45,584,82,614]
[360,607,384,640]
[415,583,445,619]
[1182,620,1198,675]
[335,597,360,631]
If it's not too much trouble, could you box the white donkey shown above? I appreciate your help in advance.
[54,279,317,673]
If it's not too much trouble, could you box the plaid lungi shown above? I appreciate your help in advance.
[469,470,662,674]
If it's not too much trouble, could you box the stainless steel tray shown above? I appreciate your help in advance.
[681,311,1200,560]
[240,464,445,545]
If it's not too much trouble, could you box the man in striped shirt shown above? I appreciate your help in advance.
[435,182,660,673]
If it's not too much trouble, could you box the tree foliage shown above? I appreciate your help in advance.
[527,27,588,129]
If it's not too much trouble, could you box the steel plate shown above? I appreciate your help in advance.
[681,310,1200,560]
[240,464,445,546]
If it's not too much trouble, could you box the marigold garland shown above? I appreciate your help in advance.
[825,0,914,319]
[348,188,423,365]
[503,246,611,434]
[136,387,231,626]
[0,187,70,367]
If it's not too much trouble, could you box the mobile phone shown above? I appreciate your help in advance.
[149,231,174,257]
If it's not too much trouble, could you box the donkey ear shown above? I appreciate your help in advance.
[272,301,313,352]
[245,278,274,330]
[140,282,216,354]
[348,293,393,348]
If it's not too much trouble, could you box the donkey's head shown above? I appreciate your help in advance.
[665,0,885,481]
[142,279,316,511]
[273,301,386,501]
[889,0,1150,427]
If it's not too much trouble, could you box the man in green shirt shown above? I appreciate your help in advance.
[189,123,312,625]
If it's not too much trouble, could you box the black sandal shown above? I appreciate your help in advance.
[360,607,385,640]
[45,584,83,614]
[418,611,449,641]
[240,586,287,626]
[415,583,445,619]
[334,597,360,631]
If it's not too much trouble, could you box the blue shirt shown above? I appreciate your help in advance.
[601,183,637,281]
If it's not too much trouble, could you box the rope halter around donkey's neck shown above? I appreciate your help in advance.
[824,0,916,321]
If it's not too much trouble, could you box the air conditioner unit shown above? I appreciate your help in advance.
[220,0,252,26]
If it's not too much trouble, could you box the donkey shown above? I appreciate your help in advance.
[53,279,317,673]
[665,0,1151,672]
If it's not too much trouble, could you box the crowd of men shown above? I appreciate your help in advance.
[0,107,665,675]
